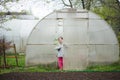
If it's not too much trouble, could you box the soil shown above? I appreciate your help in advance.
[0,72,120,80]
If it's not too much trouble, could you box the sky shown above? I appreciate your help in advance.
[0,0,66,41]
[0,0,66,18]
[0,0,120,18]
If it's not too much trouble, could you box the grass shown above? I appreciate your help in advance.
[86,63,120,72]
[0,54,59,74]
[0,54,120,74]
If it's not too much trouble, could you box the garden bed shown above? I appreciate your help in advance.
[0,72,120,80]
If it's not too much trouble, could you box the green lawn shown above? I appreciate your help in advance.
[0,54,59,74]
[86,63,120,72]
[0,54,120,74]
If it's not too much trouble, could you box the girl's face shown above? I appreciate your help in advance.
[58,37,63,44]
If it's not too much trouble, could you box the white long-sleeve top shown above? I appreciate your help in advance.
[55,43,64,57]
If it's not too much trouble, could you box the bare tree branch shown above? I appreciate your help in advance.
[86,0,93,10]
[61,0,73,8]
[61,0,71,7]
[69,0,73,8]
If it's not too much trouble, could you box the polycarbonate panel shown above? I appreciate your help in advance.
[88,45,119,63]
[88,45,97,61]
[114,45,120,61]
[89,29,117,44]
[28,19,57,44]
[89,12,101,19]
[28,26,56,44]
[89,31,106,44]
[95,45,116,62]
[64,19,88,44]
[64,45,88,70]
[36,19,57,28]
[103,29,118,44]
[64,19,88,27]
[57,13,88,19]
[76,13,88,18]
[89,20,109,32]
[26,45,56,66]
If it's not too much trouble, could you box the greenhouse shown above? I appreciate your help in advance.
[26,8,119,70]
[1,18,39,52]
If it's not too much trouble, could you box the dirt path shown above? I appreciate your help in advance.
[0,72,120,80]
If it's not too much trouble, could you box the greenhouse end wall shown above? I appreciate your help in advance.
[26,8,119,70]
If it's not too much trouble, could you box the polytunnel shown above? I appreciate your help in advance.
[26,8,119,70]
[2,19,39,53]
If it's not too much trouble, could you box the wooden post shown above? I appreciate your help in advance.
[3,38,7,68]
[13,44,18,67]
[0,55,1,66]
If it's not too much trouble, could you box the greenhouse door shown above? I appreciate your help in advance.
[63,19,89,70]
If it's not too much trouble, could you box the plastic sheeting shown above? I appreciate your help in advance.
[26,8,119,70]
[2,19,39,52]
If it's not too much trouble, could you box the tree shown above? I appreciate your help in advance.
[90,0,120,45]
[92,0,120,34]
[61,0,94,10]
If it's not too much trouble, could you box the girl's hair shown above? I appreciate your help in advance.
[58,36,63,40]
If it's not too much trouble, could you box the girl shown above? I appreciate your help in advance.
[55,36,64,70]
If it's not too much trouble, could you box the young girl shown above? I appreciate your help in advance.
[55,36,64,70]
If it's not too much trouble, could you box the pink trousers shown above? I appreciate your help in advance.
[58,57,63,70]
